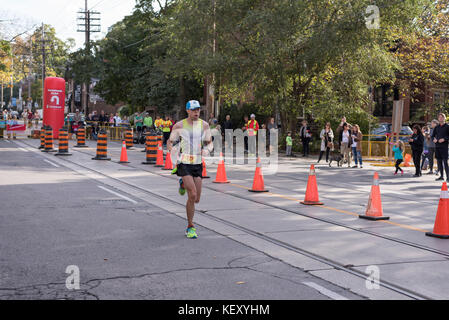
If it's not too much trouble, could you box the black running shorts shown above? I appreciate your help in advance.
[176,163,203,178]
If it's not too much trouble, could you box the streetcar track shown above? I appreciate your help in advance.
[60,146,449,258]
[29,143,436,300]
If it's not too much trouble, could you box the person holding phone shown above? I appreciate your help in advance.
[432,113,449,181]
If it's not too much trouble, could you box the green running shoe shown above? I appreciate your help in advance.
[179,178,186,196]
[171,167,178,175]
[185,227,198,239]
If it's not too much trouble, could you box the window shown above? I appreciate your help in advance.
[373,84,393,117]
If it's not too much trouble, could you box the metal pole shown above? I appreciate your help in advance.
[28,38,32,110]
[41,22,45,109]
[368,85,372,158]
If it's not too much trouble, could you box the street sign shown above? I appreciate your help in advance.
[12,98,16,107]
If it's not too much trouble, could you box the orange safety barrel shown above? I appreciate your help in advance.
[55,127,72,156]
[92,130,111,160]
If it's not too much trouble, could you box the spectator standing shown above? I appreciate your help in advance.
[432,113,449,181]
[98,110,108,126]
[108,114,114,127]
[421,126,430,171]
[336,117,351,149]
[135,112,144,136]
[286,131,294,157]
[247,114,259,156]
[317,122,334,163]
[409,124,424,177]
[339,123,352,167]
[162,115,173,147]
[427,120,438,174]
[351,124,363,168]
[299,120,312,157]
[91,111,99,122]
[27,109,33,129]
[34,111,39,129]
[121,116,130,127]
[154,115,162,132]
[223,114,233,150]
[143,113,153,133]
[113,113,121,127]
[209,113,217,128]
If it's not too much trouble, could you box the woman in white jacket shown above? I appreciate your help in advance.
[317,122,334,163]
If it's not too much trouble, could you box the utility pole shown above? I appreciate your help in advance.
[28,37,32,110]
[77,0,101,116]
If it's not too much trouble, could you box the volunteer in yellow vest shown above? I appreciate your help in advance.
[247,114,259,157]
[162,116,173,147]
[154,116,163,132]
[167,100,213,239]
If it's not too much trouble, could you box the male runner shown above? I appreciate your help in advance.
[167,100,213,239]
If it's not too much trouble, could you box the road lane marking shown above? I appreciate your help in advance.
[302,282,349,300]
[98,186,138,204]
[18,147,29,152]
[43,159,60,167]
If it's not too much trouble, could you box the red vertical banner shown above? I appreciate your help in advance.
[43,77,65,138]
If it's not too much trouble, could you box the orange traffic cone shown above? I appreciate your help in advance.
[162,151,173,170]
[118,140,130,163]
[202,159,210,179]
[359,172,389,220]
[155,141,164,167]
[300,165,323,205]
[213,152,230,184]
[249,157,268,192]
[426,182,449,238]
[404,154,411,167]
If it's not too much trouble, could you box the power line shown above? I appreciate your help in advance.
[89,0,107,10]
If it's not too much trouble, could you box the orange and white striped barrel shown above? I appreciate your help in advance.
[92,130,111,160]
[55,128,72,156]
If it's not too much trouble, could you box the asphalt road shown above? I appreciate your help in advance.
[0,139,362,300]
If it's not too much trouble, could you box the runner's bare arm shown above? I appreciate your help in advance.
[168,122,182,152]
[202,122,214,156]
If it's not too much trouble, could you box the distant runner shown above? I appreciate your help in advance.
[167,100,213,239]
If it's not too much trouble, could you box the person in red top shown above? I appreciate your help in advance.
[247,114,259,156]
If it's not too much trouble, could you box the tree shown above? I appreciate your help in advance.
[85,2,202,115]
[165,0,432,132]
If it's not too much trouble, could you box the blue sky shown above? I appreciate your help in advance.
[1,0,137,50]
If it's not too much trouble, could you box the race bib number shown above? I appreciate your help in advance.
[181,154,198,164]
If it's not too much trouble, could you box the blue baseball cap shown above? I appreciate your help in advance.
[186,100,201,111]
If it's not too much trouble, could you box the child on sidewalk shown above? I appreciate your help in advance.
[392,140,405,175]
[286,132,294,157]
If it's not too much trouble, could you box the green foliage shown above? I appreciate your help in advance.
[218,102,272,129]
[167,0,431,132]
[67,3,203,114]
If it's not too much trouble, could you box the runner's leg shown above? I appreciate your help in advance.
[182,175,197,227]
[193,176,202,203]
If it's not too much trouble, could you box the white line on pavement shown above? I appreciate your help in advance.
[302,282,349,300]
[43,159,60,168]
[4,139,10,143]
[18,147,29,152]
[98,185,138,204]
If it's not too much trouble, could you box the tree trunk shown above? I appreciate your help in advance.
[179,75,187,119]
